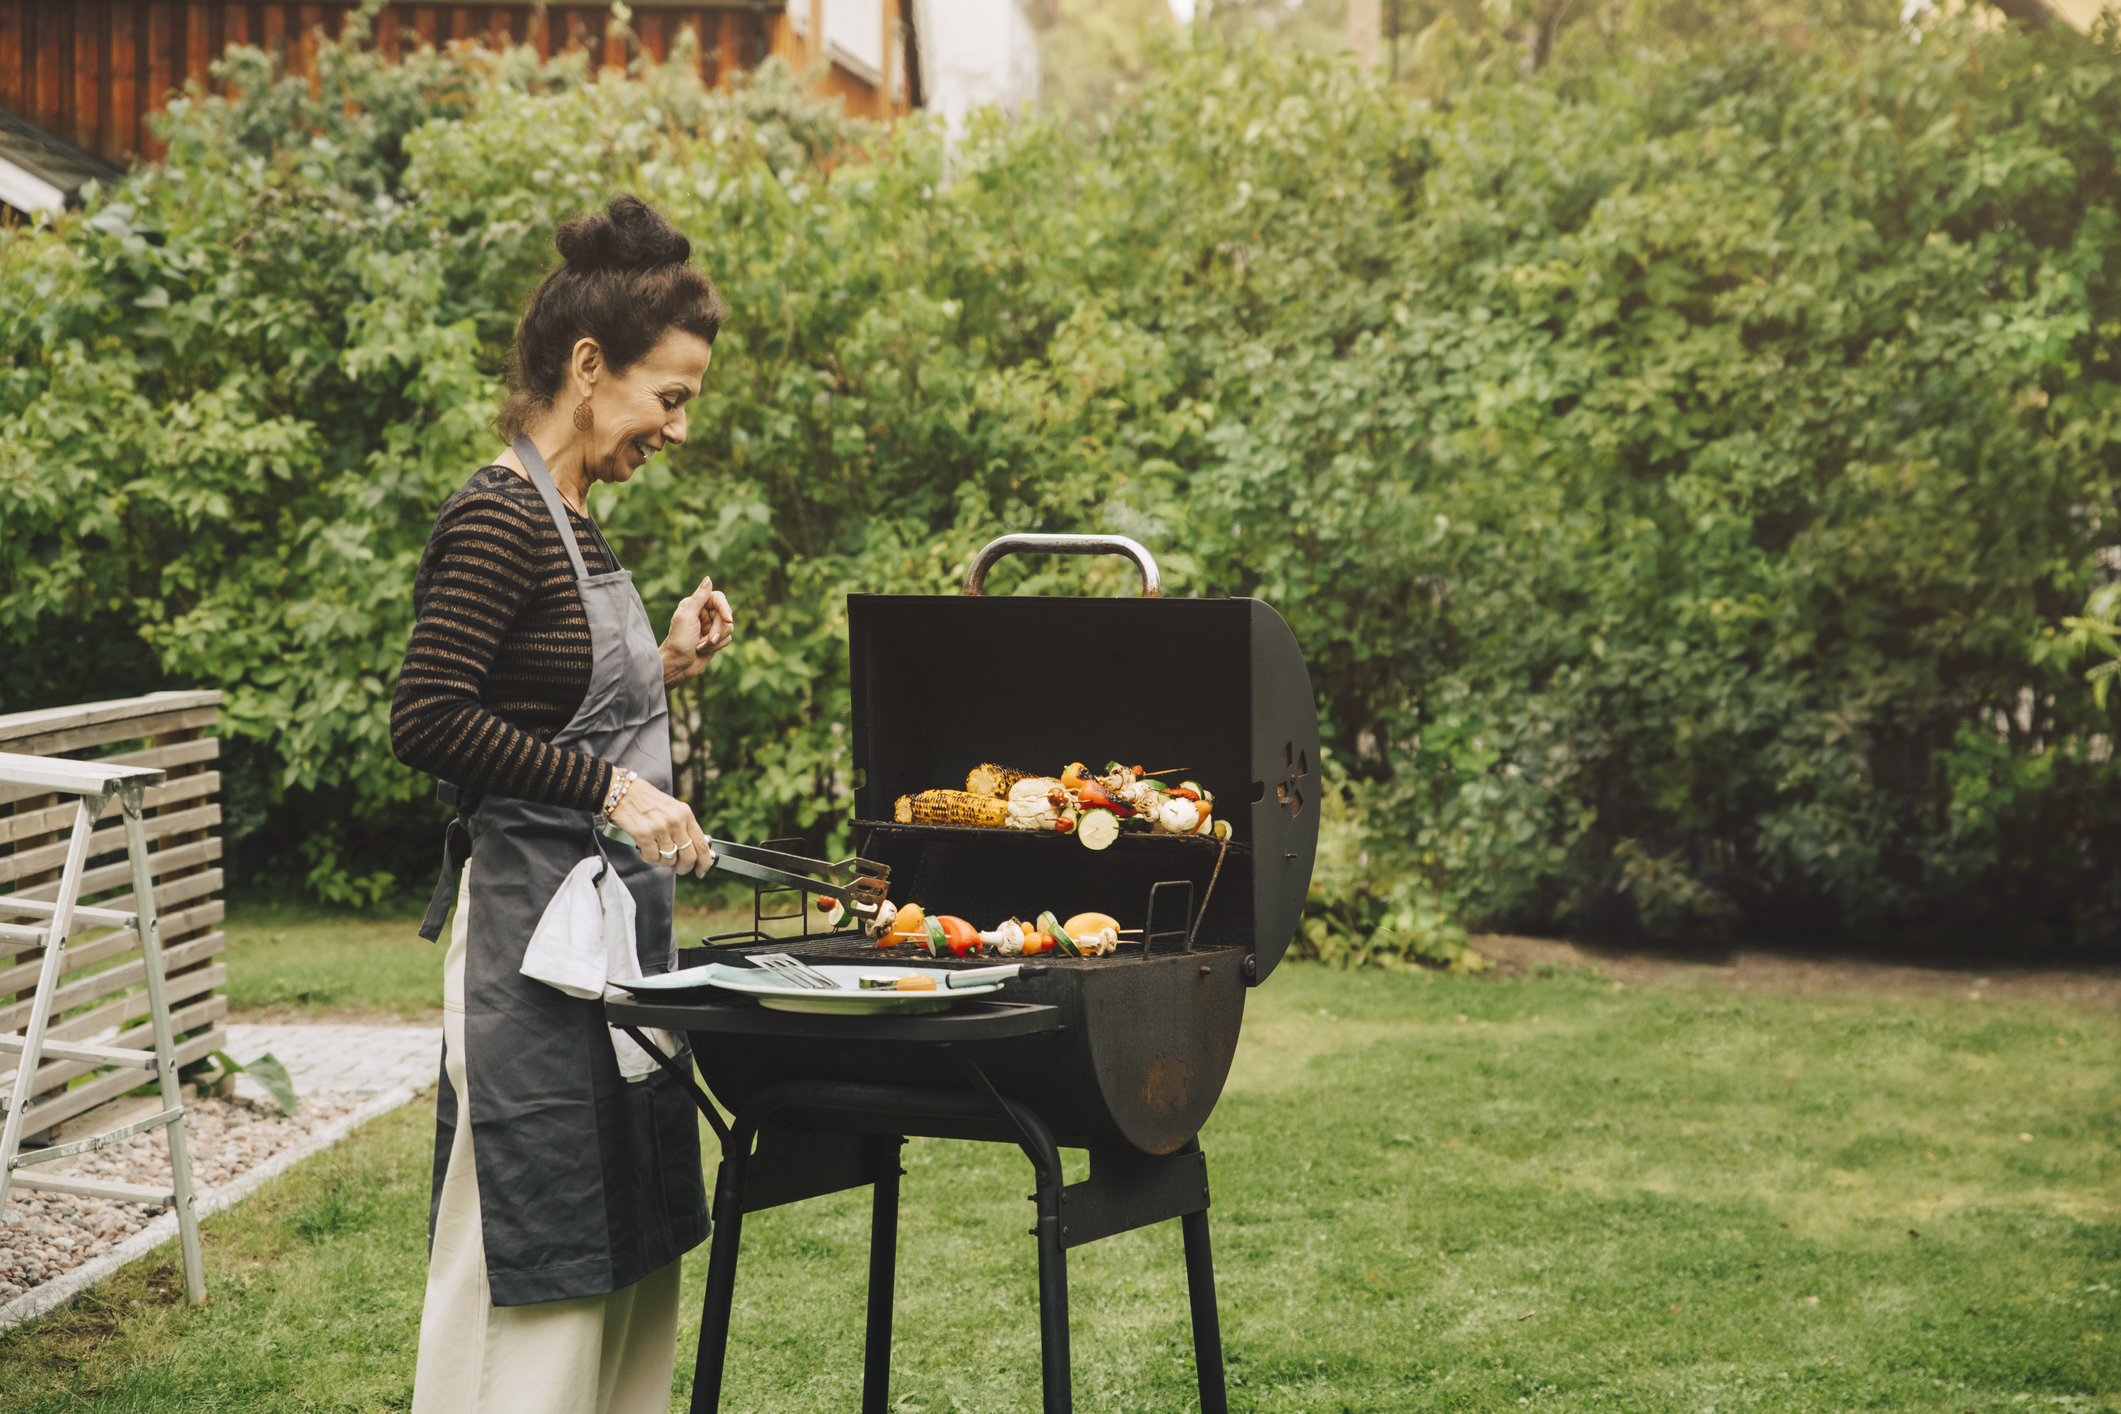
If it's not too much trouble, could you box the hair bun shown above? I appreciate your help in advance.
[554,193,691,273]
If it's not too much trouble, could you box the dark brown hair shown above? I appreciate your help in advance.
[498,194,729,439]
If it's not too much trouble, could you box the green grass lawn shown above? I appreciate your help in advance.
[5,955,2116,1411]
[217,905,445,1020]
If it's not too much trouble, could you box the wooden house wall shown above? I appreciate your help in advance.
[0,1,913,170]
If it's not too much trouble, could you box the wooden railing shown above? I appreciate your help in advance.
[0,691,226,1138]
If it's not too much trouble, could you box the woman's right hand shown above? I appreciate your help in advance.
[608,778,715,878]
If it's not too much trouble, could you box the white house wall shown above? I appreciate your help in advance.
[911,0,1041,132]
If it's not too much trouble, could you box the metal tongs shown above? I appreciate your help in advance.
[703,838,891,919]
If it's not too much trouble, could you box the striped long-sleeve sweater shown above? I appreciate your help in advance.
[390,465,623,813]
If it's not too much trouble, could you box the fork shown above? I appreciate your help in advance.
[750,953,840,990]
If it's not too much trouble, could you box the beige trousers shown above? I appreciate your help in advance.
[411,870,682,1414]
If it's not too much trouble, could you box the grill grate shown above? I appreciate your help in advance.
[717,932,1242,969]
[853,819,1243,851]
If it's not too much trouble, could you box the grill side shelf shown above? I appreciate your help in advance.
[604,996,1064,1042]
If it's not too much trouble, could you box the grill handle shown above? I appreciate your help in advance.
[962,534,1163,598]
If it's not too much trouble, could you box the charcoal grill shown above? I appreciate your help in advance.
[607,534,1320,1414]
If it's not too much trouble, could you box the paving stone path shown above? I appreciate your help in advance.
[1,1021,442,1329]
[222,1022,441,1106]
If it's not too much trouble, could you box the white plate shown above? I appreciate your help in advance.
[626,962,1003,1015]
[619,963,740,996]
[722,964,1004,1014]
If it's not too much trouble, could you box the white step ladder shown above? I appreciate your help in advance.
[0,751,205,1305]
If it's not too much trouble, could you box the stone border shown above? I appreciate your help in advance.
[0,1080,429,1331]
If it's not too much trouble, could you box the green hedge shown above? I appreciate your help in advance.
[3,14,2118,947]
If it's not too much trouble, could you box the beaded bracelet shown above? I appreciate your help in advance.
[600,768,640,821]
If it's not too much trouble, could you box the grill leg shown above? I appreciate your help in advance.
[1181,1205,1229,1414]
[862,1138,904,1414]
[1035,1179,1072,1414]
[691,1152,750,1414]
[940,1044,1074,1413]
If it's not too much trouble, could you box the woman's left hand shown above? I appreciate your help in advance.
[661,574,735,685]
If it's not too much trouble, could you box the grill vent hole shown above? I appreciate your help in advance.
[1273,742,1311,816]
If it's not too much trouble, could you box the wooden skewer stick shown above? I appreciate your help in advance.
[1141,766,1192,777]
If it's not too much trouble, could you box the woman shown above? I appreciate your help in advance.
[390,193,733,1413]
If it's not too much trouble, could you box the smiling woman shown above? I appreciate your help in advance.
[385,193,737,1414]
[498,194,728,470]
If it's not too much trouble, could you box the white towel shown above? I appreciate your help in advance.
[519,855,678,1082]
[606,1014,678,1083]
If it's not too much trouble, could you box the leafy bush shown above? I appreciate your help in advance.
[1301,750,1487,971]
[2,12,2117,950]
[2047,582,2121,708]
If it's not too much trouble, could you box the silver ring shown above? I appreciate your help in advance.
[659,847,679,860]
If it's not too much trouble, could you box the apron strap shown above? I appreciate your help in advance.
[511,434,591,581]
[418,816,474,943]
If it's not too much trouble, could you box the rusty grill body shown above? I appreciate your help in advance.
[608,538,1320,1414]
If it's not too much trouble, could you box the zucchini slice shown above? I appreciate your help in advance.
[1038,910,1083,958]
[1078,807,1121,851]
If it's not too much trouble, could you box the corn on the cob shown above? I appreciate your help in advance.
[965,763,1034,798]
[900,789,1010,828]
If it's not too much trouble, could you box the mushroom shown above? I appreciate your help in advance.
[979,919,1028,955]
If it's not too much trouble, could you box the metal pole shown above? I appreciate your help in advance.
[861,1137,904,1414]
[1035,1173,1072,1414]
[122,787,206,1305]
[1181,1204,1229,1414]
[939,1044,1074,1412]
[0,797,95,1195]
[691,1148,750,1413]
[616,1025,728,1143]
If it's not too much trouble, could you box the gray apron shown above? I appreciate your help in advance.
[417,436,708,1307]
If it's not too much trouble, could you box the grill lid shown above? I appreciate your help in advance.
[847,536,1320,983]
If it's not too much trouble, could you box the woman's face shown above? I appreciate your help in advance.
[579,330,714,485]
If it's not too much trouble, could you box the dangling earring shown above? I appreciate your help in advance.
[572,398,595,432]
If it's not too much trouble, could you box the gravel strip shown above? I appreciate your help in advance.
[0,1092,362,1303]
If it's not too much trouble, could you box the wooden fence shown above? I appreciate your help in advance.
[0,690,226,1140]
[0,0,914,172]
